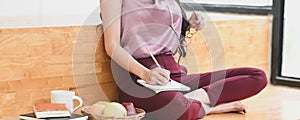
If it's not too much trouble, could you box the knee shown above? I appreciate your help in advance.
[162,93,206,120]
[144,92,205,120]
[177,100,206,120]
[251,68,268,91]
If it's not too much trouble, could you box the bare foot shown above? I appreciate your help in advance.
[208,101,247,114]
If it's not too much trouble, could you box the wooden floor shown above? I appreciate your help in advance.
[200,84,300,120]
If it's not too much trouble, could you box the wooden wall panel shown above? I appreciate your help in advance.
[0,16,271,119]
[0,25,116,119]
[180,18,271,77]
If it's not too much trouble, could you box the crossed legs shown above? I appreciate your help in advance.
[178,67,267,116]
[184,88,247,114]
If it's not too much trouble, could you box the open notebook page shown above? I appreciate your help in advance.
[137,79,191,93]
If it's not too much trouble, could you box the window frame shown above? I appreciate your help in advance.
[181,2,272,15]
[271,0,300,87]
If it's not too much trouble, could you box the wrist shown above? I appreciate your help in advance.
[140,69,151,83]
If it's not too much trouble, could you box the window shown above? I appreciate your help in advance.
[271,0,300,87]
[180,0,272,15]
[281,0,300,78]
[181,0,272,6]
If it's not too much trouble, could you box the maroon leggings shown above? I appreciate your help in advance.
[112,55,267,120]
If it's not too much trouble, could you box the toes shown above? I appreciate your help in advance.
[242,109,247,114]
[231,101,247,114]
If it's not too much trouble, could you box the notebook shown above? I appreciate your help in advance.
[33,103,70,119]
[137,79,191,93]
[19,113,88,120]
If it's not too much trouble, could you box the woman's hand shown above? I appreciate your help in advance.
[145,67,171,85]
[188,11,205,31]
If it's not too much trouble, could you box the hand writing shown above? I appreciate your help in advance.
[147,67,170,85]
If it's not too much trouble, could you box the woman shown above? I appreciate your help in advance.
[100,0,267,119]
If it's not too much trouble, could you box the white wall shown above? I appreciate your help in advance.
[0,0,272,28]
[0,0,101,28]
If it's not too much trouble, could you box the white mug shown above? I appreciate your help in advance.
[51,90,83,113]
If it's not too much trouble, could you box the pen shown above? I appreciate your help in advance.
[146,47,161,68]
[146,47,171,83]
